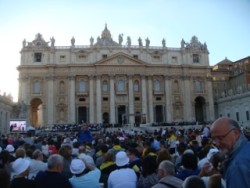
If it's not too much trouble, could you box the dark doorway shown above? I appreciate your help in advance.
[78,107,87,124]
[118,105,126,125]
[30,98,43,128]
[135,111,141,126]
[155,105,164,123]
[103,112,109,124]
[195,96,206,122]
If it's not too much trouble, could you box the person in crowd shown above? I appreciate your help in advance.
[198,148,219,170]
[152,160,183,188]
[41,140,50,158]
[95,144,109,168]
[108,151,137,188]
[175,152,200,181]
[10,158,35,188]
[108,138,125,157]
[28,149,47,179]
[69,158,101,188]
[127,147,142,178]
[210,117,250,188]
[0,168,11,188]
[137,155,158,188]
[99,152,117,188]
[58,144,73,179]
[23,132,34,145]
[174,142,187,171]
[182,175,206,188]
[35,154,72,188]
[15,147,26,158]
[156,148,172,167]
[78,123,93,145]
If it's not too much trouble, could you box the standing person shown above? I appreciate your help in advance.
[35,154,72,188]
[78,123,93,145]
[210,117,250,188]
[108,151,137,188]
[152,160,183,188]
[10,158,35,188]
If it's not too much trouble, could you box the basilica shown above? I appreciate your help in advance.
[17,25,215,128]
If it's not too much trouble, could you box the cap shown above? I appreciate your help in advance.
[12,158,30,175]
[115,151,129,167]
[70,159,86,174]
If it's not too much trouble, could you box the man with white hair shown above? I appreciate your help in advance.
[152,160,183,188]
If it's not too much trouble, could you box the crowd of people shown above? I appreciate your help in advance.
[0,117,250,188]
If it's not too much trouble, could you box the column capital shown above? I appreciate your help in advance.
[164,75,172,80]
[68,75,75,80]
[109,74,115,79]
[46,75,55,81]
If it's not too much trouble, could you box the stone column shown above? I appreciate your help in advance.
[183,76,192,121]
[141,75,147,123]
[147,76,154,123]
[110,75,116,124]
[96,75,102,123]
[47,76,54,125]
[69,76,76,123]
[89,76,94,123]
[128,75,135,124]
[207,78,215,121]
[165,76,172,122]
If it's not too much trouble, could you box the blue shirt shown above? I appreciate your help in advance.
[224,135,250,188]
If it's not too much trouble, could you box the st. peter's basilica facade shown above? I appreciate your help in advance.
[18,25,214,127]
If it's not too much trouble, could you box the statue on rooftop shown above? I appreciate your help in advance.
[181,38,185,48]
[50,37,55,47]
[90,36,94,46]
[145,37,150,47]
[71,37,75,46]
[138,37,143,47]
[127,36,131,47]
[22,39,26,48]
[162,38,166,48]
[118,34,123,45]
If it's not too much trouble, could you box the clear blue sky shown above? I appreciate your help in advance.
[0,0,249,102]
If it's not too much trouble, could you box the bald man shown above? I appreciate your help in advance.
[210,117,250,188]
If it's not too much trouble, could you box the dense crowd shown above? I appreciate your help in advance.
[0,117,250,188]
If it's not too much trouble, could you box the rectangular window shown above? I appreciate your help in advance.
[172,56,177,63]
[153,55,160,61]
[156,97,161,101]
[103,97,108,101]
[34,53,42,62]
[246,111,249,121]
[133,55,138,59]
[134,97,140,101]
[102,54,107,59]
[60,55,65,62]
[193,54,200,63]
[236,112,239,121]
[227,113,230,117]
[79,98,85,102]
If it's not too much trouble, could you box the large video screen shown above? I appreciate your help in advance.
[9,120,26,132]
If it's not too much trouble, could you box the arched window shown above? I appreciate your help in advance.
[79,80,86,92]
[134,80,139,92]
[33,81,41,94]
[102,80,108,92]
[117,80,125,91]
[154,80,161,91]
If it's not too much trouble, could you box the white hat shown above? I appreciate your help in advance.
[12,158,30,175]
[78,154,95,166]
[70,159,86,174]
[207,148,219,160]
[5,144,15,152]
[115,151,129,167]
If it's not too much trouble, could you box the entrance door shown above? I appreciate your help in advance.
[195,96,206,122]
[103,112,109,124]
[78,107,87,124]
[118,105,126,125]
[155,105,164,123]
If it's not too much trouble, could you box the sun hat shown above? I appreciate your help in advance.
[78,154,95,166]
[12,158,30,175]
[207,148,219,160]
[70,159,86,174]
[115,151,129,167]
[5,144,15,152]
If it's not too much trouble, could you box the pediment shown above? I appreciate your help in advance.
[94,52,147,66]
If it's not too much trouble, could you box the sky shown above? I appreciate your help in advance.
[0,0,249,102]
